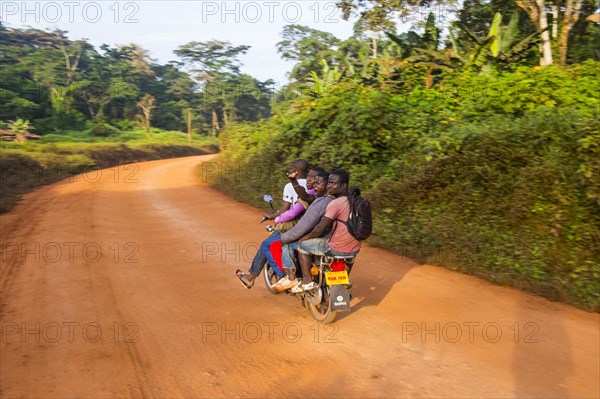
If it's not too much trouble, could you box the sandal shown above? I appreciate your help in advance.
[274,277,300,292]
[291,281,317,293]
[302,282,318,291]
[290,283,304,294]
[235,269,254,289]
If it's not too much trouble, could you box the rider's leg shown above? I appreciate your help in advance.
[260,231,284,277]
[297,252,313,285]
[297,238,329,285]
[281,241,300,280]
[244,246,268,285]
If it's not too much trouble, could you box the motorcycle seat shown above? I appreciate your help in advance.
[331,255,356,260]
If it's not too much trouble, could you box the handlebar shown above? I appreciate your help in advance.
[260,216,276,233]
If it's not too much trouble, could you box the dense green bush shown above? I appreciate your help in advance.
[212,62,600,310]
[369,110,599,306]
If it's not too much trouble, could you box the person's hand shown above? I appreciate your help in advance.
[264,213,275,220]
[287,170,299,179]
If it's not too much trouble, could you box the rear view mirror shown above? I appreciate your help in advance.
[263,194,273,203]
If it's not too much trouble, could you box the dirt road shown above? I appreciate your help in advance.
[1,155,598,398]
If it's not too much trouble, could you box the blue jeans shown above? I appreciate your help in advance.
[282,241,300,270]
[249,232,284,278]
[260,231,281,271]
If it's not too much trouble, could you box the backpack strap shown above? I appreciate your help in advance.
[329,195,352,238]
[337,189,356,226]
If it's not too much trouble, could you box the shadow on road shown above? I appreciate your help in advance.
[337,245,420,319]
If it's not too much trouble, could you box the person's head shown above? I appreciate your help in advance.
[306,166,326,189]
[313,171,329,195]
[290,159,309,178]
[327,169,349,197]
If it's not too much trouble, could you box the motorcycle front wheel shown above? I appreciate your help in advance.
[307,285,337,324]
[263,262,281,294]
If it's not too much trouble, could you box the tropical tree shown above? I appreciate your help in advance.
[136,94,156,136]
[567,13,600,63]
[555,0,586,65]
[150,62,197,131]
[402,13,445,87]
[0,24,275,135]
[385,13,457,88]
[515,0,555,65]
[26,30,93,124]
[277,25,342,81]
[175,40,250,134]
[453,1,597,69]
[450,12,545,70]
[337,0,456,32]
[388,11,545,82]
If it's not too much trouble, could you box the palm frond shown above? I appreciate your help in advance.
[488,13,502,57]
[456,21,483,46]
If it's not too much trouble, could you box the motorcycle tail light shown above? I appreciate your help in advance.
[330,259,345,271]
[311,266,319,276]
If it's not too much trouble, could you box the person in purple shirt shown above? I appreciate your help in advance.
[274,166,325,225]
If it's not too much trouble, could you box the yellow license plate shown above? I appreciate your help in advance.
[325,271,349,285]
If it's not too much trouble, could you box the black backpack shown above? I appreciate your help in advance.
[339,188,372,241]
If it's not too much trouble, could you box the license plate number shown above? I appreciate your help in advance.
[325,271,349,285]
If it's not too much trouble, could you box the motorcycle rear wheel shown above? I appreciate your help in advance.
[263,262,281,294]
[307,285,337,324]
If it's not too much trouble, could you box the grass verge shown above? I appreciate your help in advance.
[0,131,218,212]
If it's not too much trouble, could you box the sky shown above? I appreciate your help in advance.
[1,1,451,86]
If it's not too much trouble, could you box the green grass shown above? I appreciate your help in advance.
[13,127,218,144]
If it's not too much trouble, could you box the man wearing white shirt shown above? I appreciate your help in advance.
[266,159,308,220]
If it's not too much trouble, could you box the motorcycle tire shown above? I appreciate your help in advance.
[307,285,337,324]
[263,262,281,294]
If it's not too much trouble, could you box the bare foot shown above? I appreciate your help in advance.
[235,270,255,289]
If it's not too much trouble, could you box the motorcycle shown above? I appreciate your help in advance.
[260,194,355,324]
